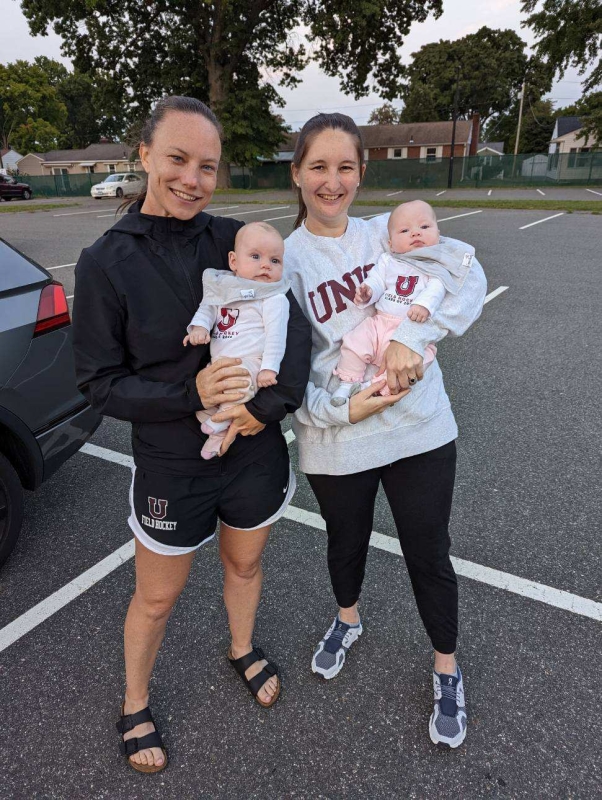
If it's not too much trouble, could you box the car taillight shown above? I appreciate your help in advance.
[33,281,71,336]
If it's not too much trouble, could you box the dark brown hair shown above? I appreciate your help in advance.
[291,113,365,230]
[119,95,222,213]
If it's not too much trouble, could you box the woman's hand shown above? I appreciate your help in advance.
[195,357,252,409]
[376,341,424,394]
[211,405,266,454]
[348,379,410,424]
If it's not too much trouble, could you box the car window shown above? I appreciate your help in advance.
[104,175,122,183]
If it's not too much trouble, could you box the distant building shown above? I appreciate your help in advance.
[0,148,23,173]
[477,142,504,157]
[547,116,600,181]
[276,118,480,162]
[17,142,142,177]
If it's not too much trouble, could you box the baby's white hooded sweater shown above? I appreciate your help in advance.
[284,215,487,475]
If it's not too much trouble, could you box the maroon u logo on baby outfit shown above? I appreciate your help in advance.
[217,307,239,331]
[395,276,419,297]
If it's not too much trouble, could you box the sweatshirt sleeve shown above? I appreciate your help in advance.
[73,250,204,423]
[389,254,487,356]
[413,276,447,316]
[188,302,217,334]
[245,290,311,424]
[260,294,290,373]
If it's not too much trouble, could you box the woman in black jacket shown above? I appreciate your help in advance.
[72,96,311,773]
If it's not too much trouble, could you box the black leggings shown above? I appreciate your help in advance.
[307,440,458,654]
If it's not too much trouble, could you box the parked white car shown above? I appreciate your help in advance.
[91,173,144,199]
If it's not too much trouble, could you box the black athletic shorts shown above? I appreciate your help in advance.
[128,446,295,555]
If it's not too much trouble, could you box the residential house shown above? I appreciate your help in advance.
[0,148,23,173]
[547,117,601,181]
[477,142,504,160]
[17,142,142,177]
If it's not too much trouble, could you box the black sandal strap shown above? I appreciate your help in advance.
[116,706,154,734]
[229,646,264,676]
[119,730,164,758]
[247,662,279,696]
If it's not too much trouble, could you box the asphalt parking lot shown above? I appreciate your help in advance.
[0,194,601,798]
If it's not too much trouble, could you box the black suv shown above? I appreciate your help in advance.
[0,238,101,566]
[0,175,33,201]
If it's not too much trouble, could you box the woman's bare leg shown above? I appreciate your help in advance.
[220,523,278,704]
[122,539,195,767]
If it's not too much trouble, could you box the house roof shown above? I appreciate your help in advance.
[555,117,581,138]
[22,143,138,163]
[477,141,504,154]
[279,120,473,152]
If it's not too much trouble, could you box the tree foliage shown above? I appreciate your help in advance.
[20,0,443,178]
[367,103,402,125]
[522,0,602,93]
[483,98,556,153]
[398,27,551,125]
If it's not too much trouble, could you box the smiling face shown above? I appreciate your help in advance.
[139,109,221,219]
[388,200,440,253]
[228,223,284,283]
[292,128,365,236]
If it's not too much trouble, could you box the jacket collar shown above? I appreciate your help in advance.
[109,200,212,238]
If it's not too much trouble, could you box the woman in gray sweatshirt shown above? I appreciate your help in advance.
[284,113,487,749]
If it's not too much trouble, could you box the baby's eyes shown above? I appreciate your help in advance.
[251,253,260,260]
[271,258,281,265]
[420,224,431,229]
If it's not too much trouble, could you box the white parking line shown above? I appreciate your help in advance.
[1,424,599,655]
[48,263,76,271]
[536,189,546,196]
[97,214,117,218]
[386,190,404,197]
[436,191,446,196]
[484,286,509,304]
[53,209,117,217]
[437,210,483,222]
[206,205,240,212]
[519,213,564,230]
[66,294,74,300]
[487,190,492,196]
[585,188,602,196]
[222,206,289,217]
[263,214,298,222]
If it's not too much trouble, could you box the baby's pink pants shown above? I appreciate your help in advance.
[334,312,437,395]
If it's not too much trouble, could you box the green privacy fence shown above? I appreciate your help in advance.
[13,171,147,198]
[231,151,602,190]
[14,152,602,196]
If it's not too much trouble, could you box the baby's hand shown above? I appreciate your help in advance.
[354,283,373,305]
[257,369,278,388]
[407,304,430,323]
[183,326,210,346]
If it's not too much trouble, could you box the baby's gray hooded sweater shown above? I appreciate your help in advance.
[284,214,487,475]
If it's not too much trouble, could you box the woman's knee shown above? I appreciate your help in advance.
[221,552,262,581]
[133,588,182,622]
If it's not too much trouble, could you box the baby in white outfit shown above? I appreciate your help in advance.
[185,221,289,458]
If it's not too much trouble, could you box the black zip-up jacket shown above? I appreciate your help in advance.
[72,205,312,476]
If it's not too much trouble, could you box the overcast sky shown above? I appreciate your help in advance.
[1,0,588,130]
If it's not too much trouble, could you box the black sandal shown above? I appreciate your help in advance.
[228,646,281,708]
[116,704,168,773]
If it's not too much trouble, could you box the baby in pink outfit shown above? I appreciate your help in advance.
[184,222,289,458]
[331,200,443,406]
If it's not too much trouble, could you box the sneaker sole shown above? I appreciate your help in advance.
[311,625,363,680]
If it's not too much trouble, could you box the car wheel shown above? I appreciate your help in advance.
[115,188,123,198]
[0,452,24,568]
[4,197,12,202]
[22,190,32,200]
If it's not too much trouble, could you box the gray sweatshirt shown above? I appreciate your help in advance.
[284,215,487,475]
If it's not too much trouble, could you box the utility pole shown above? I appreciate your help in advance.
[447,65,461,189]
[514,81,526,156]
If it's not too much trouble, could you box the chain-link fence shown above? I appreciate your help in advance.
[14,151,602,196]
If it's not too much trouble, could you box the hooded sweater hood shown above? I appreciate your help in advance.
[201,268,291,305]
[389,237,475,295]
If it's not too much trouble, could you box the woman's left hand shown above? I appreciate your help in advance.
[376,341,424,393]
[211,405,265,454]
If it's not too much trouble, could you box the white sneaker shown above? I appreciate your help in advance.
[311,616,362,679]
[429,666,467,748]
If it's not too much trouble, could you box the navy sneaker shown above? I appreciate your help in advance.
[429,666,467,748]
[311,616,363,679]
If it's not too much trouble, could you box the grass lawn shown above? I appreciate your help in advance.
[0,202,79,214]
[359,198,601,213]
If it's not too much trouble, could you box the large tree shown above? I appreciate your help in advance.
[0,59,67,152]
[367,103,402,125]
[21,0,443,180]
[483,98,556,153]
[397,27,551,125]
